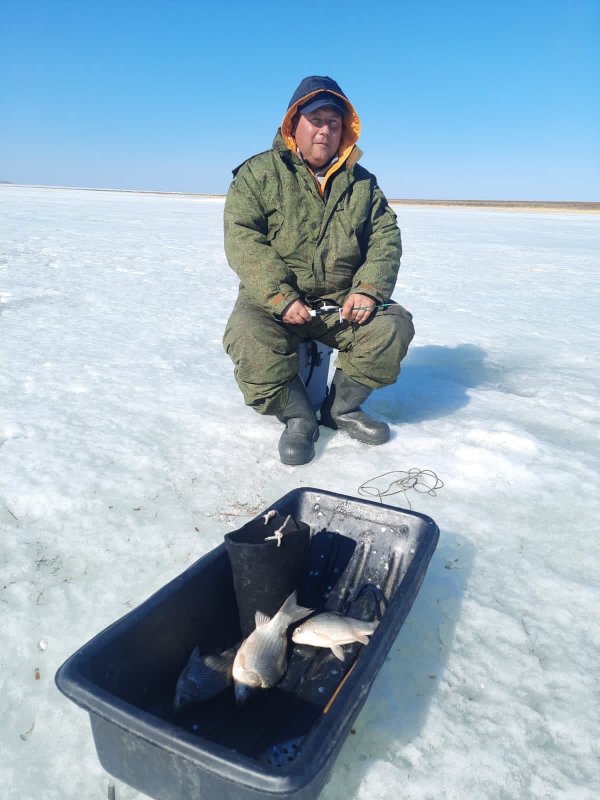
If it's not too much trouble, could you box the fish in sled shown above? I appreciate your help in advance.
[55,487,439,800]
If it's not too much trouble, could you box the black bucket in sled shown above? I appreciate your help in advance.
[56,488,439,800]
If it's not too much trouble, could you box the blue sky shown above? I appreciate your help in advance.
[1,0,599,200]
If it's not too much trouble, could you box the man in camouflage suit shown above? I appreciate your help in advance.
[223,75,414,465]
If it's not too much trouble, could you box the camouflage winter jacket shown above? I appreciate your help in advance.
[223,85,402,318]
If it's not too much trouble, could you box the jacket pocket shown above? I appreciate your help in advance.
[325,208,364,284]
[266,209,284,243]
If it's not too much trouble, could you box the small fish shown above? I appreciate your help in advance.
[292,612,379,661]
[174,645,237,710]
[232,591,313,705]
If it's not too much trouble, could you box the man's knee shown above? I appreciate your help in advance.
[337,305,414,388]
[223,305,300,414]
[386,304,415,360]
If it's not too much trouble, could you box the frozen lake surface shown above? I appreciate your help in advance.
[1,185,599,799]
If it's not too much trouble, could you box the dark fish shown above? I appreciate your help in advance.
[173,645,237,710]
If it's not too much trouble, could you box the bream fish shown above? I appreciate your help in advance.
[174,645,238,710]
[232,591,313,705]
[292,612,379,661]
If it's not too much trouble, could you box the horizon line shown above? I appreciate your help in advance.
[2,182,598,212]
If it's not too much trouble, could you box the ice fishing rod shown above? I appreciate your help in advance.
[308,304,339,316]
[351,303,394,311]
[309,302,394,317]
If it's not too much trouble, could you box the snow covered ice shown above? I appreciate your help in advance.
[1,185,599,800]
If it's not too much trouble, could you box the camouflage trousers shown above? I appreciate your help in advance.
[223,297,415,416]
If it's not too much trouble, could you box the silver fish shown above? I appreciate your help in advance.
[232,591,313,705]
[174,645,237,710]
[292,612,379,661]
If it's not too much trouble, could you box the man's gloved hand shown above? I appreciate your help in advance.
[341,293,376,325]
[282,299,313,325]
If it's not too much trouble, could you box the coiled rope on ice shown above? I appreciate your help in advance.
[358,468,444,508]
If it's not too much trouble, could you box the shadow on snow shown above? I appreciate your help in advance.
[369,343,488,424]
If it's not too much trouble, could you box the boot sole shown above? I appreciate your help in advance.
[280,450,315,466]
[321,419,389,445]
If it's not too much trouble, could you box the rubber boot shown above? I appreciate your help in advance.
[276,376,319,465]
[320,370,390,444]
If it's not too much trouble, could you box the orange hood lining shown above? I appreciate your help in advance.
[281,89,361,192]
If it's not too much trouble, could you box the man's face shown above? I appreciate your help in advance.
[293,107,343,169]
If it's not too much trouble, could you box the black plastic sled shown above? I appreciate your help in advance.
[56,488,439,800]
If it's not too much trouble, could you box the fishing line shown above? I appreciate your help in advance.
[357,468,444,509]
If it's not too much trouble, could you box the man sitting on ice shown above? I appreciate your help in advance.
[223,75,414,465]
